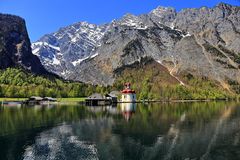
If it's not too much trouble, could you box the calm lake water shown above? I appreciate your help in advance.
[0,102,240,160]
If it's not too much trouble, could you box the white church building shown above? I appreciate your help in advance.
[121,83,136,103]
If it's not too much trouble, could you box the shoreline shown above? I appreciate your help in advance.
[0,97,239,106]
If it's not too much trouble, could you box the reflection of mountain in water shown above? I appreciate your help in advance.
[1,102,240,160]
[21,104,240,160]
[23,119,120,160]
[23,124,99,160]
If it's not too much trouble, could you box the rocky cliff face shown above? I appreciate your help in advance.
[33,3,240,91]
[32,22,110,77]
[0,14,49,74]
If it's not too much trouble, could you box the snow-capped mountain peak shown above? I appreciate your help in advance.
[32,21,109,77]
[116,13,148,29]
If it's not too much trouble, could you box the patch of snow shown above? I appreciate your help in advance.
[52,56,61,65]
[90,52,99,58]
[71,37,78,43]
[157,60,162,64]
[170,23,175,29]
[56,52,63,56]
[182,32,191,37]
[151,7,170,18]
[152,9,163,18]
[72,56,90,66]
[137,26,148,30]
[67,33,74,39]
[174,28,182,32]
[120,14,148,30]
[61,70,71,76]
[71,52,99,67]
[32,42,60,51]
[157,22,164,29]
[167,27,192,38]
[32,48,40,55]
[88,24,95,29]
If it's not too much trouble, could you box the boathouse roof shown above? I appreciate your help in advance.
[29,96,43,101]
[109,91,121,97]
[87,93,105,99]
[43,97,57,101]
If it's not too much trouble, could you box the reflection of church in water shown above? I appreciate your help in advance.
[121,103,136,121]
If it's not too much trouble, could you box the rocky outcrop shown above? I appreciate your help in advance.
[33,3,240,91]
[0,14,49,74]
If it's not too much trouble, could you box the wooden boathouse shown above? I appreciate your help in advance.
[23,96,57,105]
[85,93,118,106]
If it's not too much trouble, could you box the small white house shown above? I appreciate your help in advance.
[121,83,136,102]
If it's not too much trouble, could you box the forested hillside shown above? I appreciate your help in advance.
[112,60,239,100]
[0,68,109,98]
[0,67,239,100]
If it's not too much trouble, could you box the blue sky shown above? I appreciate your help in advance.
[0,0,239,42]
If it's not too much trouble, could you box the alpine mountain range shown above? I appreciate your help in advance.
[31,3,240,91]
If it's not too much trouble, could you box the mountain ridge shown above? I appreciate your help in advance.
[32,3,240,93]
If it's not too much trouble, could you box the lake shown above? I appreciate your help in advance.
[0,102,240,160]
